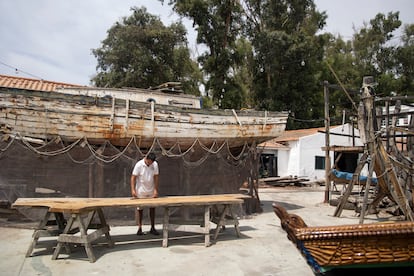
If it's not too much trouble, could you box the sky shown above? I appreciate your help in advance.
[0,0,413,86]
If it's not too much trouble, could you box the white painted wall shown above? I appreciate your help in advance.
[277,149,290,177]
[276,123,363,179]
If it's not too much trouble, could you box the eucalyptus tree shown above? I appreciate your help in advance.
[352,12,402,96]
[396,23,414,94]
[320,34,360,123]
[91,6,201,95]
[162,0,248,109]
[243,0,328,129]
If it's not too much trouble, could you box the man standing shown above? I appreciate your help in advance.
[130,152,159,235]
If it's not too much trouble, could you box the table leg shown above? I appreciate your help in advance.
[162,207,169,248]
[26,210,51,257]
[52,208,112,263]
[52,214,75,261]
[212,204,241,241]
[204,205,210,247]
[97,208,114,247]
[76,214,96,263]
[26,210,68,257]
[228,205,241,237]
[213,205,228,241]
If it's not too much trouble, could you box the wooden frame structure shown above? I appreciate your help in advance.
[323,78,413,222]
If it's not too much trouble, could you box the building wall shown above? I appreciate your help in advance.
[277,140,300,177]
[277,149,290,177]
[276,124,363,179]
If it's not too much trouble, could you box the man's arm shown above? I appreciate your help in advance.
[130,175,137,198]
[153,174,159,198]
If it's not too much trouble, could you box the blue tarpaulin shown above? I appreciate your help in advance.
[331,169,377,184]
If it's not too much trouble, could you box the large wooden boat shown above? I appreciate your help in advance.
[0,85,288,150]
[273,203,414,274]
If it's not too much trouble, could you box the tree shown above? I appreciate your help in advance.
[396,23,414,94]
[163,0,248,109]
[321,34,360,123]
[352,12,402,95]
[91,6,201,95]
[243,0,328,129]
[321,12,410,125]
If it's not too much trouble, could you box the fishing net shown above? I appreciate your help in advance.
[0,134,260,224]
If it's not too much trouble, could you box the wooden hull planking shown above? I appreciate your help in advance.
[0,88,288,148]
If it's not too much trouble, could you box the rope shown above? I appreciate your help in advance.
[0,134,16,153]
[0,132,255,165]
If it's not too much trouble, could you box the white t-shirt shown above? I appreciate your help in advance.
[132,159,159,196]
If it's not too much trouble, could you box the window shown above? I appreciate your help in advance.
[315,156,325,170]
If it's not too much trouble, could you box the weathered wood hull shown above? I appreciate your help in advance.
[0,88,288,149]
[273,203,414,273]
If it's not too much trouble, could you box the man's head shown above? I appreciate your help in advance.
[144,152,156,166]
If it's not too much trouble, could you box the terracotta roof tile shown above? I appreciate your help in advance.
[265,125,343,144]
[272,127,327,142]
[0,74,82,92]
[258,140,289,150]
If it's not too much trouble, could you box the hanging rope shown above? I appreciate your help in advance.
[0,132,256,165]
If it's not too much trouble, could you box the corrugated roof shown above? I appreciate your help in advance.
[0,74,82,92]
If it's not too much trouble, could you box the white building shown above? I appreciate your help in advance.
[380,104,413,128]
[258,123,363,180]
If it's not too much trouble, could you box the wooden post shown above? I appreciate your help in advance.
[88,163,94,197]
[359,154,376,224]
[385,100,390,151]
[324,81,331,203]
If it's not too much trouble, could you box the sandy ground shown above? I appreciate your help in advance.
[0,186,412,276]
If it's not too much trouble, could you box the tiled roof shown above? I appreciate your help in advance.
[259,125,343,148]
[258,140,289,150]
[0,74,82,92]
[272,126,328,142]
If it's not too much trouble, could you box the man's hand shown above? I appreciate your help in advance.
[153,189,159,198]
[130,175,137,198]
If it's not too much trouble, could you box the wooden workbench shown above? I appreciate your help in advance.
[12,194,247,262]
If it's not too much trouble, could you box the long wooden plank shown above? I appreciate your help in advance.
[13,194,247,213]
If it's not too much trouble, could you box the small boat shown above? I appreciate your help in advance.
[273,203,414,274]
[0,79,288,150]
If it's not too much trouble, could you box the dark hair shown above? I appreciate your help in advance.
[146,152,156,161]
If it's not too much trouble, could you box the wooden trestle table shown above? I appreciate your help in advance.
[12,194,247,263]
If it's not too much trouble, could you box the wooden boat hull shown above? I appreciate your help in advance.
[273,203,414,273]
[0,88,288,149]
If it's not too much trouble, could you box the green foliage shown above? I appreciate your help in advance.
[396,24,414,94]
[322,12,412,124]
[243,0,328,129]
[165,0,247,108]
[91,6,201,95]
[92,2,413,124]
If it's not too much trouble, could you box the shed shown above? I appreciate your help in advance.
[258,123,363,180]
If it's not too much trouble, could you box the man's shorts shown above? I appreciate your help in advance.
[136,191,153,210]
